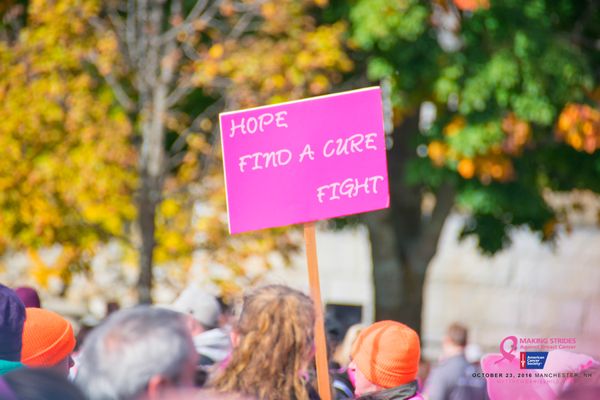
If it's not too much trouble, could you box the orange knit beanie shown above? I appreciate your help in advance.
[351,320,420,388]
[21,308,76,367]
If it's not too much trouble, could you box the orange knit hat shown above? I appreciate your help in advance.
[21,308,76,367]
[351,320,420,388]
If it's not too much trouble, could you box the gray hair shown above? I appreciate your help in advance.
[75,306,195,400]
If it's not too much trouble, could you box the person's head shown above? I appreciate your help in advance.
[75,306,197,400]
[1,367,86,400]
[171,287,221,335]
[333,323,366,368]
[21,308,76,376]
[213,285,315,400]
[349,320,420,397]
[14,287,41,308]
[0,284,26,362]
[442,323,468,356]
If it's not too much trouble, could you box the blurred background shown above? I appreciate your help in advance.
[0,0,598,361]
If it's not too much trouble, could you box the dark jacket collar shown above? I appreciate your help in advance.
[356,380,419,400]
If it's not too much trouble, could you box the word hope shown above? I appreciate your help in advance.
[316,176,384,203]
[229,111,288,138]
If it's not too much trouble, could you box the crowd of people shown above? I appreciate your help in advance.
[0,282,598,400]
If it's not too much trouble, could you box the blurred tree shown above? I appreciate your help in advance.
[0,0,350,302]
[340,0,599,330]
[90,0,350,303]
[0,0,136,290]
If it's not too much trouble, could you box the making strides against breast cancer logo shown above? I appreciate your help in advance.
[496,335,576,369]
[496,336,518,364]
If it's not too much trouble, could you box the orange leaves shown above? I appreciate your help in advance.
[555,103,600,154]
[470,154,514,183]
[453,0,490,11]
[457,158,475,179]
[443,115,465,137]
[428,140,448,167]
[501,112,530,155]
[453,155,514,183]
[428,115,520,183]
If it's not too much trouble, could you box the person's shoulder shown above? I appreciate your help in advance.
[438,354,469,369]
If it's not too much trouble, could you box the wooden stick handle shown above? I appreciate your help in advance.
[304,222,331,400]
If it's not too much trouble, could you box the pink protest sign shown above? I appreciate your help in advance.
[219,86,389,234]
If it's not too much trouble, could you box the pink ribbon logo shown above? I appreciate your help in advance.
[496,335,518,364]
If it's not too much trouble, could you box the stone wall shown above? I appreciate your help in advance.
[264,226,375,324]
[422,214,600,361]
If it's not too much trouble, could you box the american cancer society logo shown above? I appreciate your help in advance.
[497,336,577,369]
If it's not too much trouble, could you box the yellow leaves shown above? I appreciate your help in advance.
[161,199,180,218]
[153,195,195,265]
[0,0,135,255]
[208,44,225,59]
[28,247,78,289]
[96,33,119,75]
[309,74,329,95]
[555,103,600,154]
[194,15,351,108]
[296,50,313,69]
[261,2,277,19]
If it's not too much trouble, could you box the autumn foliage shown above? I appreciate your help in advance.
[0,0,350,300]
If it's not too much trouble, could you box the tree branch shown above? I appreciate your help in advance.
[83,51,136,111]
[181,40,202,61]
[166,80,194,107]
[105,71,136,111]
[227,10,255,41]
[161,0,212,44]
[126,0,138,66]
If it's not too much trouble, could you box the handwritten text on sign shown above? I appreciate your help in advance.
[220,87,389,234]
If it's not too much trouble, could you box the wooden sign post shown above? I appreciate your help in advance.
[304,222,331,400]
[219,87,389,399]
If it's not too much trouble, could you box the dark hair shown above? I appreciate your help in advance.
[2,368,86,400]
[446,323,468,347]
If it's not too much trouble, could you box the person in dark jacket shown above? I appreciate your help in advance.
[349,321,424,400]
[0,284,25,375]
[424,323,487,400]
[1,368,86,400]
